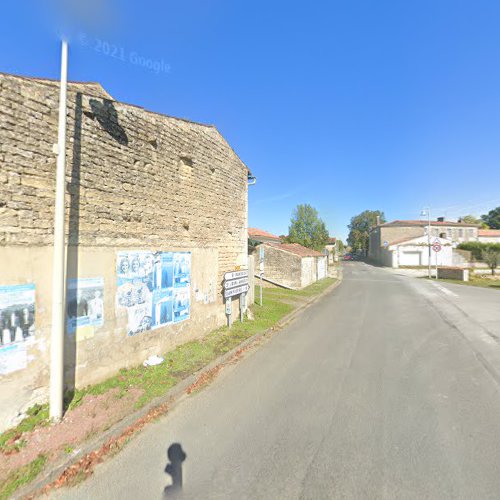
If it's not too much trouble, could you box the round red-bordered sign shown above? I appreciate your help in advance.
[432,244,442,252]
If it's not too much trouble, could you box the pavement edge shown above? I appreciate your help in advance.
[18,274,343,499]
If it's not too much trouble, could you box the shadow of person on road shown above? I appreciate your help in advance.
[164,443,187,497]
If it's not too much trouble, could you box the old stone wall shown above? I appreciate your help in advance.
[0,73,249,430]
[258,244,302,289]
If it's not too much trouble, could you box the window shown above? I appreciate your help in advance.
[446,228,452,238]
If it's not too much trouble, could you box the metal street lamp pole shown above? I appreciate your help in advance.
[421,208,431,279]
[50,39,69,422]
[428,209,432,279]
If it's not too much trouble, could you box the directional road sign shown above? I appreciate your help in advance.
[224,270,248,281]
[223,277,249,289]
[224,284,249,298]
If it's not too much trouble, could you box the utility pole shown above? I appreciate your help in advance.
[50,39,69,422]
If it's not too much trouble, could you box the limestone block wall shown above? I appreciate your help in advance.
[258,244,302,289]
[0,73,249,430]
[437,267,469,281]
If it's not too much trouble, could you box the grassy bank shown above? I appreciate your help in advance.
[436,275,500,290]
[0,277,336,497]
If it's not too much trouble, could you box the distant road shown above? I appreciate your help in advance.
[56,261,500,499]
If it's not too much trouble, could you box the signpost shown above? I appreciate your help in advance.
[224,270,248,281]
[224,284,249,298]
[259,247,264,306]
[225,297,232,327]
[223,270,249,325]
[432,238,441,279]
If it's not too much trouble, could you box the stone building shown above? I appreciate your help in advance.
[368,218,479,267]
[478,229,500,243]
[248,227,281,244]
[256,242,327,289]
[0,72,250,430]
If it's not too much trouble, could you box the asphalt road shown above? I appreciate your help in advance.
[56,262,500,500]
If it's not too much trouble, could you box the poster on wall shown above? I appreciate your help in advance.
[116,251,190,336]
[0,284,35,375]
[67,278,104,334]
[173,252,191,287]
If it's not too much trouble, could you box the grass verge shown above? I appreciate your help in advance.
[0,277,336,496]
[434,275,500,290]
[0,454,47,500]
[0,404,49,453]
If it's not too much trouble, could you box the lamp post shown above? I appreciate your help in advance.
[421,208,431,279]
[50,39,69,422]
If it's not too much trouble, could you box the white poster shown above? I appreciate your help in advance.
[0,284,35,375]
[67,278,104,334]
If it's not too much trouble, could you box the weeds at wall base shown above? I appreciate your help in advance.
[0,278,336,498]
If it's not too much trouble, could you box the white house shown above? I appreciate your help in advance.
[383,235,453,268]
[478,229,500,243]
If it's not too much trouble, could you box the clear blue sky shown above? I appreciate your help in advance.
[2,1,500,241]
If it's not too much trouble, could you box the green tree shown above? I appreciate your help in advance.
[460,214,489,228]
[482,248,500,275]
[347,210,386,254]
[482,207,500,229]
[286,204,329,251]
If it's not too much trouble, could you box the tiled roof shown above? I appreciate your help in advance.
[266,242,324,257]
[479,229,500,237]
[248,228,280,240]
[381,219,479,228]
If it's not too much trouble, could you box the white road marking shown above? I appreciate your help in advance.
[431,281,459,298]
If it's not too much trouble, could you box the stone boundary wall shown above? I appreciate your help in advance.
[437,267,469,281]
[0,73,248,430]
[258,244,302,289]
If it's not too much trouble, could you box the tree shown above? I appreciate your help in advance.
[482,207,500,229]
[482,248,500,275]
[347,210,386,254]
[286,204,329,251]
[460,214,489,228]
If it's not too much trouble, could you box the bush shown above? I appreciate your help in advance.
[457,242,500,260]
[482,249,500,275]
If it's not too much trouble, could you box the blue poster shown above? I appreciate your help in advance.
[173,252,191,287]
[173,288,190,323]
[151,289,173,329]
[117,251,191,335]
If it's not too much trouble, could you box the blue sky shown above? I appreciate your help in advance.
[2,1,500,241]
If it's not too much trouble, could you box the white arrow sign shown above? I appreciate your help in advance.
[224,270,249,281]
[224,277,249,289]
[224,284,249,298]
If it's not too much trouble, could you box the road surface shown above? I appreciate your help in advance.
[55,262,500,499]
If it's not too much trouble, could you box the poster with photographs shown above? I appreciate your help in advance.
[173,288,190,323]
[67,278,104,334]
[173,252,191,287]
[0,284,35,375]
[116,251,190,336]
